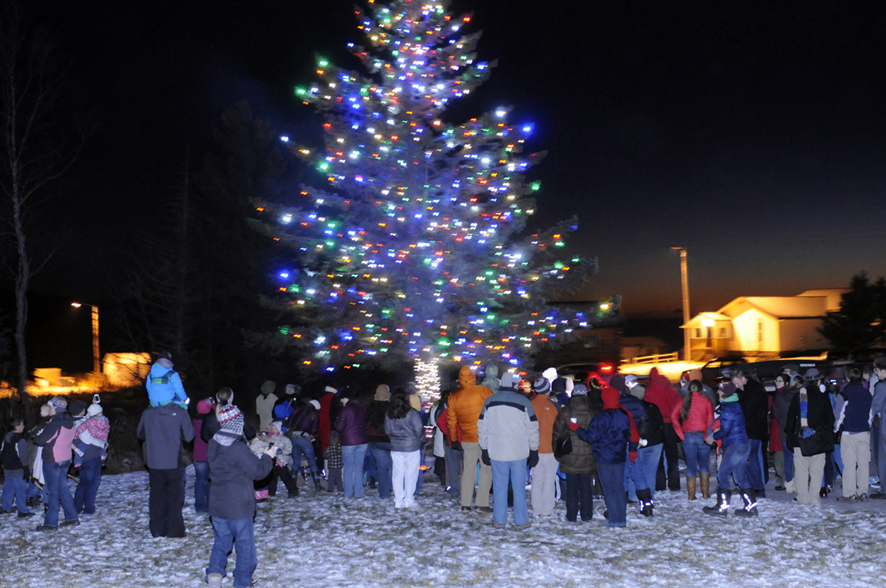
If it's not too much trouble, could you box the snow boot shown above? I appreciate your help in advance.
[686,476,697,500]
[207,573,222,588]
[637,488,654,517]
[311,471,322,491]
[734,488,758,518]
[700,473,711,499]
[703,489,730,517]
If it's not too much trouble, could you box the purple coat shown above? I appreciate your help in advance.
[334,403,368,446]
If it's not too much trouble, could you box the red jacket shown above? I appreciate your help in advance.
[670,392,714,440]
[644,368,681,424]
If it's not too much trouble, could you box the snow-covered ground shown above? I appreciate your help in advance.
[1,468,885,588]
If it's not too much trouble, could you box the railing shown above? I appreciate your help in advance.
[621,352,680,365]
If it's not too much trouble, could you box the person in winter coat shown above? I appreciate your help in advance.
[447,365,494,512]
[870,360,886,500]
[255,380,278,433]
[478,374,540,529]
[481,364,501,393]
[772,374,798,493]
[193,398,214,513]
[703,382,757,517]
[72,403,109,516]
[835,367,874,501]
[286,399,322,490]
[644,367,682,491]
[672,380,715,501]
[266,420,299,498]
[205,405,276,588]
[733,369,769,497]
[614,376,653,516]
[34,396,79,531]
[384,388,425,509]
[569,386,639,527]
[785,369,835,505]
[552,383,598,522]
[317,385,339,453]
[367,384,393,500]
[335,391,370,498]
[626,378,666,503]
[146,351,189,407]
[137,400,195,537]
[1,417,34,517]
[530,377,560,518]
[272,384,300,426]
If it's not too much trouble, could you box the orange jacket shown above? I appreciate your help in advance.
[531,394,559,454]
[446,366,493,444]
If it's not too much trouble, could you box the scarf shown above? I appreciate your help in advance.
[799,387,809,429]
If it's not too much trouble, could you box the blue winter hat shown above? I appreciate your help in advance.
[533,377,551,394]
[501,373,520,389]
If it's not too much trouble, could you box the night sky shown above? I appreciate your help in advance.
[21,0,886,320]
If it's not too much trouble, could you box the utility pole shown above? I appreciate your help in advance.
[671,247,691,361]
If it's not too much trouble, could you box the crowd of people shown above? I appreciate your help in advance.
[2,351,885,588]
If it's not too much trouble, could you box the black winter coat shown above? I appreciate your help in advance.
[738,378,769,441]
[785,386,835,453]
[642,401,665,447]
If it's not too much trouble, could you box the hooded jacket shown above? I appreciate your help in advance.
[35,412,76,463]
[644,368,680,424]
[145,360,188,406]
[714,397,748,447]
[335,402,368,446]
[446,366,494,444]
[137,404,195,469]
[552,395,597,474]
[208,435,274,520]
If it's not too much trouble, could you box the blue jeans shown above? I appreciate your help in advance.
[207,517,256,588]
[624,448,649,502]
[564,473,593,522]
[782,448,794,483]
[598,462,627,527]
[683,432,710,477]
[43,460,78,527]
[368,442,393,499]
[745,439,765,491]
[491,459,528,526]
[291,437,319,472]
[639,443,663,501]
[341,444,368,498]
[1,473,29,513]
[194,460,210,512]
[718,443,751,491]
[445,444,462,495]
[73,457,102,514]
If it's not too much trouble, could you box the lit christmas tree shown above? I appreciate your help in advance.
[256,0,612,397]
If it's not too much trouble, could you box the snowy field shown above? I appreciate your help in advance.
[1,468,885,588]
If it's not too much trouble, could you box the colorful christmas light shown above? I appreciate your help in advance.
[257,0,610,383]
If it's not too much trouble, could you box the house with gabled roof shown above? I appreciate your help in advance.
[682,289,847,361]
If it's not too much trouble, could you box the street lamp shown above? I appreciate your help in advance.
[671,247,691,361]
[71,302,100,374]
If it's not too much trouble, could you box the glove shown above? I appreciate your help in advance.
[449,441,463,452]
[801,428,816,439]
[568,420,579,432]
[638,438,648,448]
[527,449,539,468]
[481,449,491,466]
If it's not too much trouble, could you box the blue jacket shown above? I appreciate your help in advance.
[619,395,649,439]
[575,408,630,465]
[714,400,748,447]
[146,362,188,406]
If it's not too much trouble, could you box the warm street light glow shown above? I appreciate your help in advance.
[72,302,100,374]
[671,247,691,361]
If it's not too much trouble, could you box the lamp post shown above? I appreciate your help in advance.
[72,302,100,374]
[671,247,691,361]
